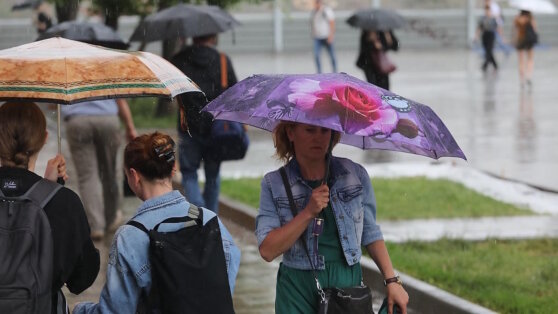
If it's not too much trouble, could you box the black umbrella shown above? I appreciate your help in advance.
[36,21,129,49]
[11,0,42,11]
[347,8,406,31]
[129,3,241,43]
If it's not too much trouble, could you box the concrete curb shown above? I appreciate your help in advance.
[217,195,498,314]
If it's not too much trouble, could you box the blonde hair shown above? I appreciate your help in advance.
[272,121,341,164]
[0,102,46,169]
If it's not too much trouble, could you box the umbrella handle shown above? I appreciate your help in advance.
[56,104,65,186]
[322,135,335,185]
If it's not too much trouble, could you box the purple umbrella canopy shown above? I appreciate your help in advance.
[203,73,466,160]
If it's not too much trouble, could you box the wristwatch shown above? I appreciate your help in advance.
[383,275,402,286]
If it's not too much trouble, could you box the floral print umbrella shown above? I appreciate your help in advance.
[203,73,465,160]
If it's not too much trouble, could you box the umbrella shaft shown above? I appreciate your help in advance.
[57,104,61,155]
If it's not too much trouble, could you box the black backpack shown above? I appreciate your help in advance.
[0,179,61,314]
[128,204,235,314]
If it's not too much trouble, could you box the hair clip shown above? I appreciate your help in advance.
[153,142,176,164]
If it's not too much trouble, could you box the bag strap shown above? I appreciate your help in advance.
[220,53,228,90]
[279,167,326,302]
[23,179,62,208]
[127,203,202,233]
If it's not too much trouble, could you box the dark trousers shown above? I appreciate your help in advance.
[482,31,497,70]
[364,67,390,90]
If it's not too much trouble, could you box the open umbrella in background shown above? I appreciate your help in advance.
[0,37,202,156]
[129,3,241,42]
[203,73,466,161]
[11,0,42,11]
[509,0,557,13]
[347,8,407,31]
[37,21,129,49]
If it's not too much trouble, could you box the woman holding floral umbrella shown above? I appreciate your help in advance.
[204,73,466,313]
[256,121,408,313]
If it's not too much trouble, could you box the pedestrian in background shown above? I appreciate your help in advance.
[0,102,99,314]
[72,131,240,314]
[476,5,503,72]
[310,0,337,73]
[256,122,409,313]
[485,0,512,56]
[513,10,538,88]
[61,99,137,241]
[356,29,398,90]
[172,33,237,213]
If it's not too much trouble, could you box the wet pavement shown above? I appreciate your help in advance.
[32,47,558,313]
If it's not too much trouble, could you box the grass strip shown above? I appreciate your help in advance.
[386,239,558,314]
[220,177,532,220]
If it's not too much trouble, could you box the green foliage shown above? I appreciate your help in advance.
[128,97,177,129]
[386,239,558,313]
[219,177,532,219]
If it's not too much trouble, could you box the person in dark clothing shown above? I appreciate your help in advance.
[36,11,53,34]
[171,34,238,213]
[476,5,503,71]
[0,102,100,314]
[356,29,398,90]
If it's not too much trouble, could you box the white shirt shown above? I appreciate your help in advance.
[489,2,504,25]
[312,6,334,39]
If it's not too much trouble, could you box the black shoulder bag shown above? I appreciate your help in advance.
[279,167,374,314]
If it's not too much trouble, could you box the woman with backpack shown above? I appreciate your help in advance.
[0,102,100,314]
[513,10,538,88]
[73,131,241,314]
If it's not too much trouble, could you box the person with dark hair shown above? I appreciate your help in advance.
[36,11,52,34]
[0,102,99,314]
[256,121,409,313]
[73,131,240,314]
[476,5,503,71]
[172,34,237,213]
[514,10,538,88]
[356,29,398,90]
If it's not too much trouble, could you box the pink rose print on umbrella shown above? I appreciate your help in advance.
[288,79,398,135]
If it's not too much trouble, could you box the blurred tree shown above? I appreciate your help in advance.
[51,0,79,22]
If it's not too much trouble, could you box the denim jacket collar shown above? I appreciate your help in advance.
[133,190,185,218]
[284,156,350,188]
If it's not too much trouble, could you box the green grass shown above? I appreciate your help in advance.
[220,177,532,220]
[372,177,531,220]
[386,239,558,314]
[128,97,177,129]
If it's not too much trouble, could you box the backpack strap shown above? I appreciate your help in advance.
[220,53,228,90]
[22,179,62,208]
[126,203,202,233]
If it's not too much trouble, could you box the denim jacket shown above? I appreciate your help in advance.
[73,191,241,314]
[255,157,383,270]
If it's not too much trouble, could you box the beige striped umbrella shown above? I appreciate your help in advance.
[0,37,201,154]
[0,37,200,104]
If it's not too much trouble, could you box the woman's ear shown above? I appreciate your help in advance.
[285,125,295,142]
[44,130,49,145]
[130,168,140,183]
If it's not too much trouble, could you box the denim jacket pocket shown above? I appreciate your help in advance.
[337,185,364,222]
[276,194,308,258]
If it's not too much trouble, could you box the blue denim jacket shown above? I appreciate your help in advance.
[73,191,241,314]
[255,156,383,270]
